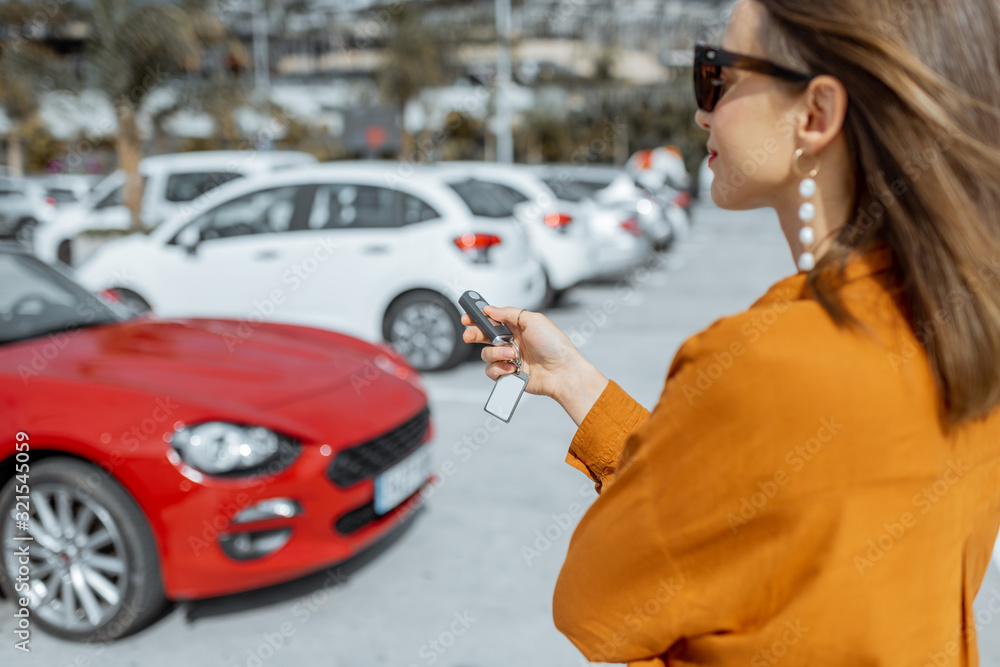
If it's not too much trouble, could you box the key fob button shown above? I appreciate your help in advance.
[468,292,481,300]
[475,300,487,309]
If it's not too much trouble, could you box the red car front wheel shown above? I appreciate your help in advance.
[0,458,166,641]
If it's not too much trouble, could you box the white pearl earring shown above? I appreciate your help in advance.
[793,148,821,271]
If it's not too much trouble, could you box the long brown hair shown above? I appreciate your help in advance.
[753,0,1000,434]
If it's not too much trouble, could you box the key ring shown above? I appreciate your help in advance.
[509,338,522,375]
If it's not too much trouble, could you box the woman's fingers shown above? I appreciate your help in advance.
[481,344,517,364]
[482,305,526,328]
[463,326,487,344]
[486,360,517,380]
[462,307,529,380]
[461,312,488,344]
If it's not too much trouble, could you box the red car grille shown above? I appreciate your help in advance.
[335,502,379,535]
[326,406,430,487]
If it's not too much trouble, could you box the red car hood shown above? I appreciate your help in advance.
[3,317,380,410]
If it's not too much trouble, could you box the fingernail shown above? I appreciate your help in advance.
[503,348,515,358]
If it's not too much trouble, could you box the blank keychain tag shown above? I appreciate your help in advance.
[484,371,528,423]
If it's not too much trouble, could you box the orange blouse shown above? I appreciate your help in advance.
[553,243,1000,666]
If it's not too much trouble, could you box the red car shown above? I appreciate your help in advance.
[0,244,434,641]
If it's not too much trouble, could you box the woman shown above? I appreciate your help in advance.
[461,0,1000,664]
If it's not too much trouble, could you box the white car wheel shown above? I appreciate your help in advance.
[385,292,465,372]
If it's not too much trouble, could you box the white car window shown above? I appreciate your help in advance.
[306,184,407,229]
[448,180,525,218]
[542,178,605,202]
[165,171,243,202]
[195,186,300,241]
[95,186,124,210]
[401,193,440,224]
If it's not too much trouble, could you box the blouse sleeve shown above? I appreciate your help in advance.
[554,306,856,665]
[565,379,651,494]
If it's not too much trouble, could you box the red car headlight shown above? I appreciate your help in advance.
[170,422,300,476]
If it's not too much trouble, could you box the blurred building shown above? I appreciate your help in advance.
[0,0,730,170]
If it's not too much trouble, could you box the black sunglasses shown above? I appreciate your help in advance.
[693,41,816,112]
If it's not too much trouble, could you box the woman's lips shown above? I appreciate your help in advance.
[708,149,719,166]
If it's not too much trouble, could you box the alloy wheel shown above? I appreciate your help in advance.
[3,483,129,633]
[389,301,457,371]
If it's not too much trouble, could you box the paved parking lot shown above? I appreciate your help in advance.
[3,202,999,666]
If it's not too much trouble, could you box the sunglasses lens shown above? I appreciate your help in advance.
[694,63,720,112]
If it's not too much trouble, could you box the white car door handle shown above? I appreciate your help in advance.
[254,250,280,260]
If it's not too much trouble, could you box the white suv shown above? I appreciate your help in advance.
[75,162,545,371]
[34,150,317,266]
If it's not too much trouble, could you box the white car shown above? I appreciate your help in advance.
[532,164,678,251]
[35,150,317,266]
[625,146,692,192]
[0,177,57,246]
[74,162,546,371]
[575,197,653,280]
[424,162,623,306]
[463,162,650,283]
[32,173,103,207]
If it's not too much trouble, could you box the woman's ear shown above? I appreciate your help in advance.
[795,75,849,154]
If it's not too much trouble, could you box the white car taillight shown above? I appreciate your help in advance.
[619,216,643,237]
[543,212,573,230]
[453,233,502,264]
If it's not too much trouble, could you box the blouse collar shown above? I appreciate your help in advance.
[752,242,896,309]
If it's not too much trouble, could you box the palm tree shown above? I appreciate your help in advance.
[0,14,63,178]
[89,0,202,230]
[0,51,38,178]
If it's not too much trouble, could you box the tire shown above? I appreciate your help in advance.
[57,239,73,267]
[653,236,674,253]
[13,218,37,250]
[541,270,567,308]
[384,290,466,372]
[0,458,166,642]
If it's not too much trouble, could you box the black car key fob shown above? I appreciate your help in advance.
[460,290,528,422]
[459,290,514,345]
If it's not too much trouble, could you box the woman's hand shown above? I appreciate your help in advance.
[461,306,609,426]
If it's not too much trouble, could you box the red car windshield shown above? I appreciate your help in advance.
[0,251,120,345]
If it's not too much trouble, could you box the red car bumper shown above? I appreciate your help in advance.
[154,426,433,600]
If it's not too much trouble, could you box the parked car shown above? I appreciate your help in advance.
[33,150,318,266]
[530,163,680,251]
[625,145,692,192]
[427,162,650,302]
[0,176,57,246]
[0,243,434,640]
[423,162,594,306]
[32,174,102,207]
[74,162,546,371]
